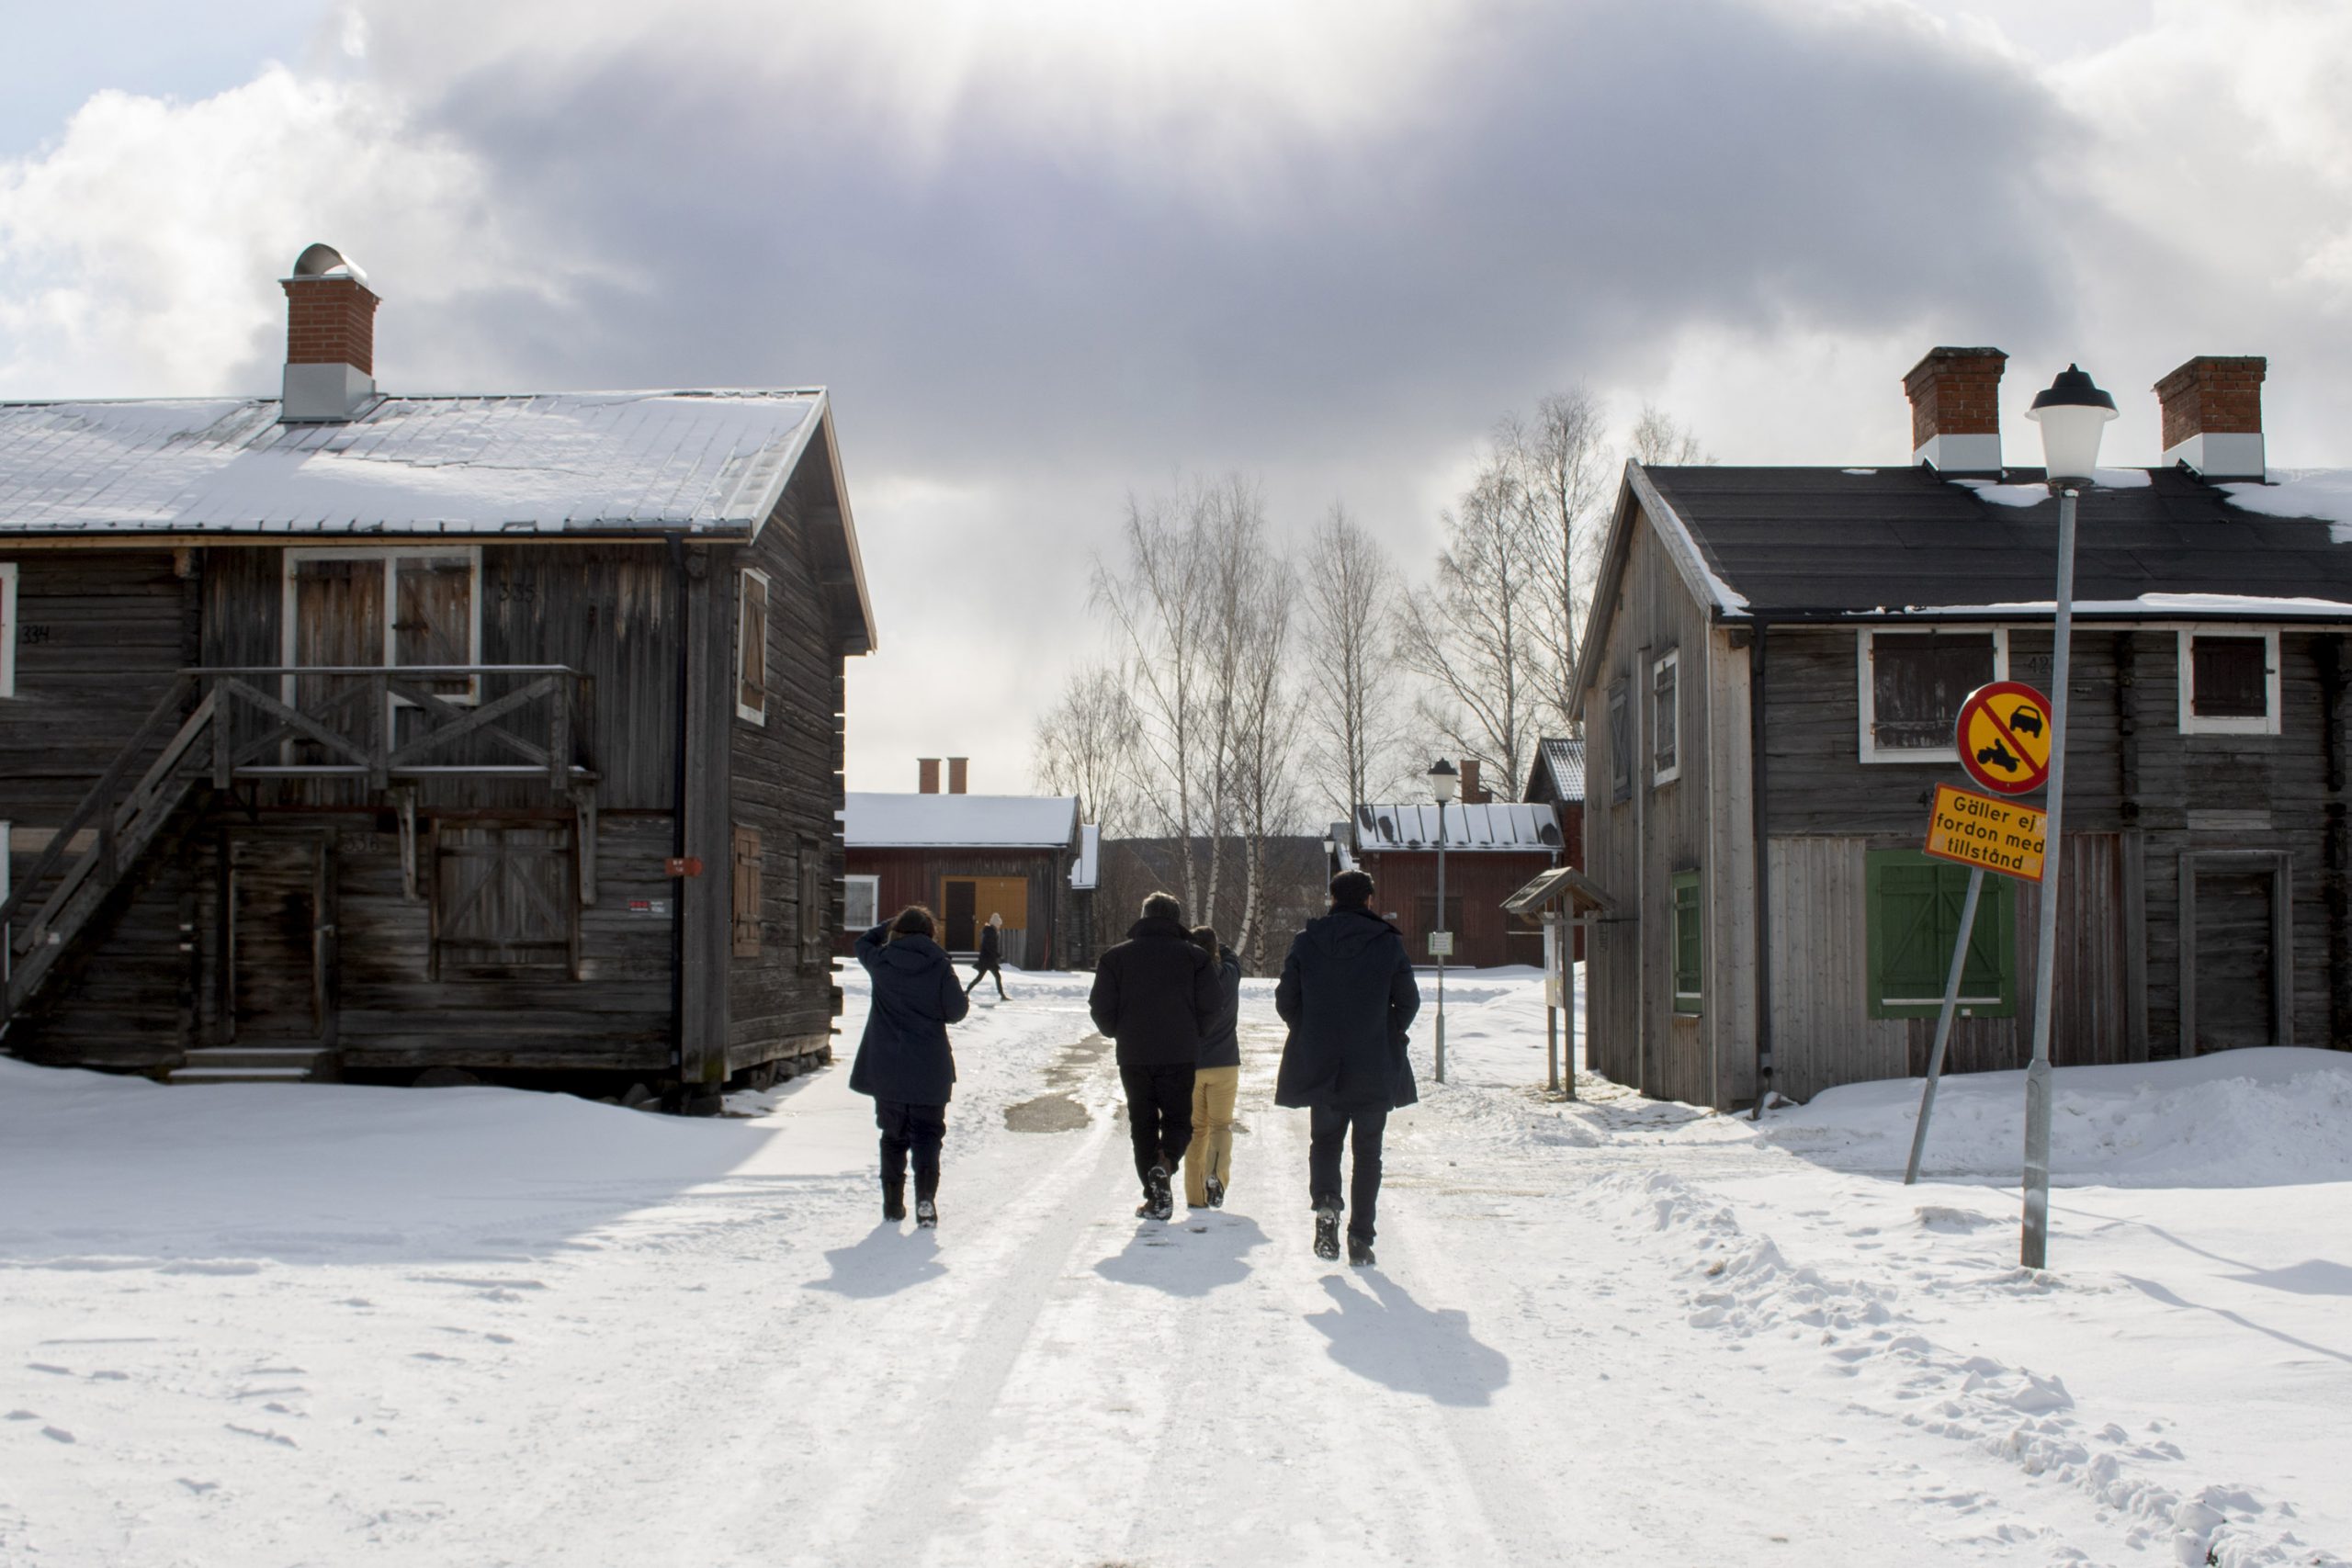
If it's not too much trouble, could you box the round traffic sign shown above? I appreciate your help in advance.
[1956,682,2052,795]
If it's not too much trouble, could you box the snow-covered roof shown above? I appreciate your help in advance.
[1069,824,1101,889]
[1351,802,1563,853]
[1527,737,1585,804]
[0,389,827,536]
[843,793,1080,850]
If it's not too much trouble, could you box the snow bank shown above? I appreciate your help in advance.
[1759,1048,2352,1188]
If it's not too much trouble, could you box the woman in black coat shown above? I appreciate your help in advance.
[850,905,970,1229]
[965,910,1009,1000]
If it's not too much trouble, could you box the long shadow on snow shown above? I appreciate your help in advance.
[1306,1270,1510,1407]
[1093,1213,1267,1296]
[807,1224,948,1298]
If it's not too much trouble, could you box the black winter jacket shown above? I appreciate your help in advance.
[1088,915,1219,1067]
[1272,906,1421,1111]
[848,925,969,1105]
[1196,948,1244,1070]
[975,923,1001,970]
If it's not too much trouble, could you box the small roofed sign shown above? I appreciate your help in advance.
[1956,681,2053,795]
[1925,784,2047,881]
[1428,931,1455,958]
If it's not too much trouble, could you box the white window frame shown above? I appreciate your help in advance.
[1858,626,2010,764]
[0,562,17,698]
[843,873,880,934]
[280,546,484,705]
[2178,627,2281,737]
[1651,649,1681,787]
[736,567,772,727]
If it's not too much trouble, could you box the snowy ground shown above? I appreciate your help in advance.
[4,965,2346,1566]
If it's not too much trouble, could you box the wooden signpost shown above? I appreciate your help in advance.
[1905,686,2054,1186]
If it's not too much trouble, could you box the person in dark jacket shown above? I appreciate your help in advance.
[1087,891,1220,1220]
[964,911,1009,1000]
[849,905,970,1230]
[1182,925,1245,1211]
[1273,870,1420,1267]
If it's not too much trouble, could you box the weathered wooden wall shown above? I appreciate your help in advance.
[843,845,1071,968]
[1581,509,1751,1109]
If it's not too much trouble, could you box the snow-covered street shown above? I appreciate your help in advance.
[5,966,2348,1567]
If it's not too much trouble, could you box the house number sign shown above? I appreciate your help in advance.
[1955,681,2053,795]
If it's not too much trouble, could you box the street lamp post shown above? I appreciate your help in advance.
[2019,364,2117,1270]
[1429,759,1460,1085]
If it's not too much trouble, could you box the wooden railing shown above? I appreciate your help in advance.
[193,665,595,792]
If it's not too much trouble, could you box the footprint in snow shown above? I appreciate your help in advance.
[41,1427,75,1444]
[177,1479,220,1495]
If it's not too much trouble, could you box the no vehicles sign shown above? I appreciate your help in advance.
[1957,682,2053,795]
[1925,784,2047,881]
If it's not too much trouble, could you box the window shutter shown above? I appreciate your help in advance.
[1670,871,1702,1013]
[732,825,763,958]
[1867,852,2013,1016]
[739,573,769,718]
[1607,682,1632,802]
[2190,635,2267,718]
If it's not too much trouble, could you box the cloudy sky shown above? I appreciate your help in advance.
[5,0,2350,794]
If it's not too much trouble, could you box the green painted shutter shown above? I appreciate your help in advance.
[1866,851,2014,1019]
[1670,871,1702,1015]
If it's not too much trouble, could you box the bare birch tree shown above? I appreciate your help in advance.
[1030,661,1141,838]
[1091,482,1213,911]
[1297,502,1408,827]
[1395,464,1544,794]
[1190,474,1270,925]
[1496,389,1613,733]
[1228,556,1303,970]
[1628,402,1709,467]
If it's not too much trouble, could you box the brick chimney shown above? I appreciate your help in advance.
[1460,759,1486,804]
[1903,347,2006,474]
[279,243,379,423]
[947,757,968,795]
[2155,355,2266,480]
[918,758,941,795]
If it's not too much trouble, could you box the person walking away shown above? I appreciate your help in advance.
[1274,871,1419,1267]
[1183,925,1244,1210]
[1089,892,1220,1221]
[965,910,1009,1000]
[850,905,970,1230]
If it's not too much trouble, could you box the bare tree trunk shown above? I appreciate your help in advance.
[1299,502,1406,827]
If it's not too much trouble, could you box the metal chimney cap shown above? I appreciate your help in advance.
[288,243,369,287]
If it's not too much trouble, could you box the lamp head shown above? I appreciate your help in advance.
[2026,363,2118,487]
[1429,759,1461,805]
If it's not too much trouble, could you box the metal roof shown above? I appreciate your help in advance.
[0,389,826,537]
[842,793,1080,850]
[1351,802,1562,853]
[1635,463,2352,617]
[1526,737,1585,804]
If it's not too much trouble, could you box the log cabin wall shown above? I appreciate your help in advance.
[1755,622,2349,1099]
[1581,510,1752,1110]
[725,453,851,1077]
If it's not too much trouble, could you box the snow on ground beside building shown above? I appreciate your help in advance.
[2,965,2345,1566]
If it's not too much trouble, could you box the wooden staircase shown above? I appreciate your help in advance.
[2,675,218,1041]
[166,1046,330,1085]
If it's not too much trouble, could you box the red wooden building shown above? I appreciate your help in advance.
[1337,767,1564,969]
[840,760,1089,967]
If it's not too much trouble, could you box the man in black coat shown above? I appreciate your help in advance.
[1274,870,1420,1266]
[1088,891,1220,1220]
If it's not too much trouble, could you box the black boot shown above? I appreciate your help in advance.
[1147,1165,1174,1221]
[1204,1175,1226,1210]
[1313,1204,1340,1261]
[1347,1234,1375,1268]
[915,1198,938,1230]
[883,1179,906,1223]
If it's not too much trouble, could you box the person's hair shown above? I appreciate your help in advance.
[1189,924,1218,957]
[1329,871,1375,908]
[1141,891,1183,922]
[891,905,937,939]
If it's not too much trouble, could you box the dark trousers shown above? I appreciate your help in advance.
[965,961,1006,998]
[1309,1103,1388,1243]
[1119,1063,1195,1190]
[876,1100,946,1201]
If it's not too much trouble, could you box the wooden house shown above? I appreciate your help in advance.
[0,244,876,1110]
[1338,780,1564,969]
[1574,345,2352,1110]
[841,761,1087,968]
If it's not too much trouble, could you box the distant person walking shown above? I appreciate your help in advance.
[850,906,970,1231]
[1183,925,1244,1211]
[966,910,1009,1001]
[1089,892,1220,1221]
[1274,871,1420,1267]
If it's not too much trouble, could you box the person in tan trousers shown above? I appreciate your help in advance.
[1184,925,1245,1209]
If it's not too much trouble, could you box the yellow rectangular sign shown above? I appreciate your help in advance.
[1925,784,2047,881]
